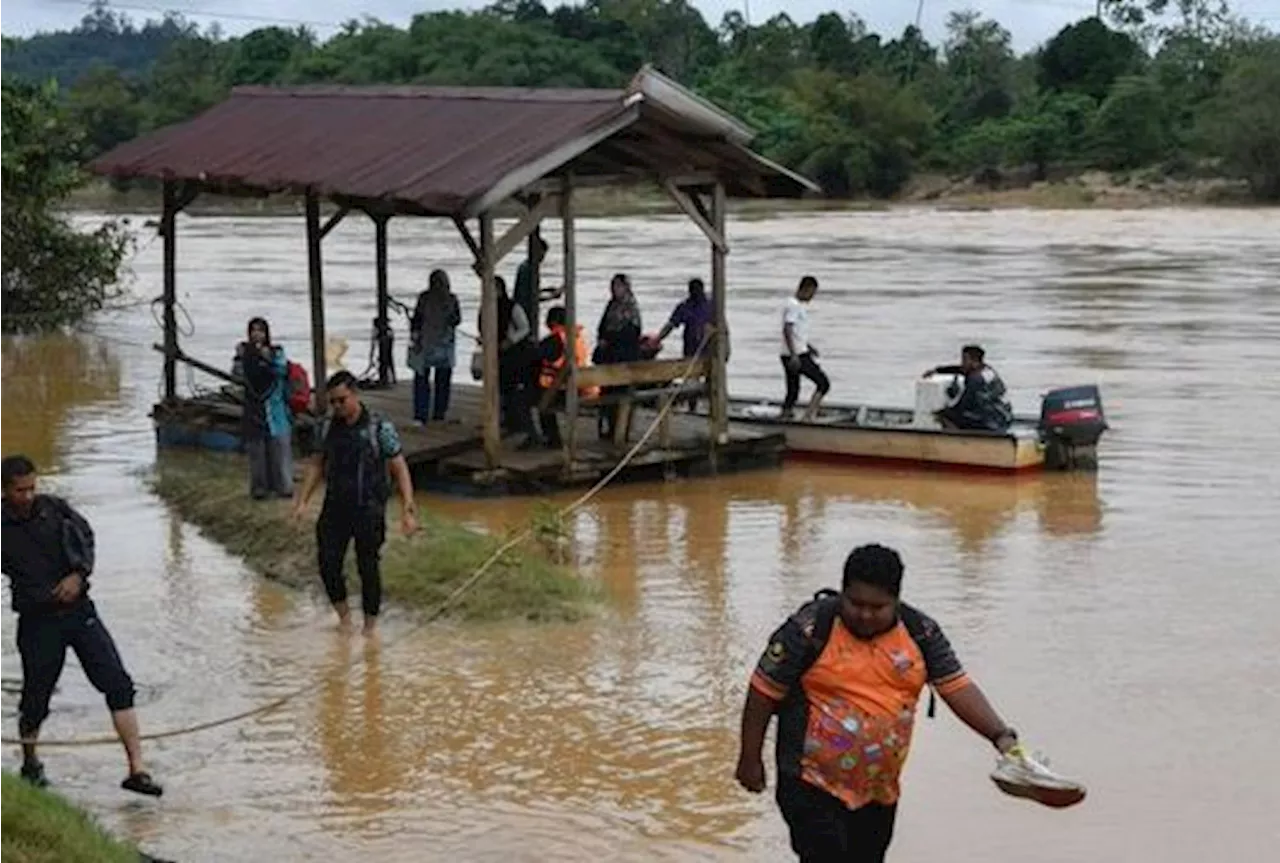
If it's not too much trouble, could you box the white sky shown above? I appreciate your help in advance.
[3,1,1278,51]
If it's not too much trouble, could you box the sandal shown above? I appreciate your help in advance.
[122,771,164,797]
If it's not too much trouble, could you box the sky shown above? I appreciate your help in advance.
[2,0,1278,51]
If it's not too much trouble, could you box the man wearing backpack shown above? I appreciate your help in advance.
[292,371,418,634]
[736,544,1020,862]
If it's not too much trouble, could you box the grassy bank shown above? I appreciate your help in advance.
[150,451,593,622]
[1,772,139,863]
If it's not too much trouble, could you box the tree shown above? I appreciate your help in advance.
[1038,17,1145,101]
[1088,74,1171,168]
[942,11,1017,127]
[2,80,133,333]
[67,64,143,157]
[1196,38,1280,199]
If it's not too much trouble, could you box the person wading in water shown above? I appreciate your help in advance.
[1,455,163,796]
[292,371,418,635]
[736,543,1023,863]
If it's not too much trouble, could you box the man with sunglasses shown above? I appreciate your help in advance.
[292,370,418,634]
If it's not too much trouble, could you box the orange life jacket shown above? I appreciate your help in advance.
[540,324,600,398]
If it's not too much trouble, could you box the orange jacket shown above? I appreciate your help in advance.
[539,323,600,398]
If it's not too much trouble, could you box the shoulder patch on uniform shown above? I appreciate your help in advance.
[767,640,786,662]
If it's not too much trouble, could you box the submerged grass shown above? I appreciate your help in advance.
[149,451,594,622]
[1,772,139,863]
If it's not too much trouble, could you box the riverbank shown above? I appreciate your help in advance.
[150,452,593,622]
[67,168,1268,218]
[1,772,141,863]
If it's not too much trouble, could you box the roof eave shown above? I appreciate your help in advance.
[627,65,756,145]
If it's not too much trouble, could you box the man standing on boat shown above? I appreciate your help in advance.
[1,455,163,797]
[292,371,418,635]
[781,275,830,422]
[736,544,1030,862]
[924,345,1014,431]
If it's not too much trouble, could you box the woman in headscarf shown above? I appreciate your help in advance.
[595,273,643,439]
[408,269,462,424]
[232,317,294,499]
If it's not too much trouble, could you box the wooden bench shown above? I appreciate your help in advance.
[539,356,712,448]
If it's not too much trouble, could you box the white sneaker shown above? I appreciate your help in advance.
[990,745,1087,809]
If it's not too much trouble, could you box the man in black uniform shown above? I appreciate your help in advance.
[1,455,162,795]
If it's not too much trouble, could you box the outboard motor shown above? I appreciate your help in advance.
[1039,385,1107,470]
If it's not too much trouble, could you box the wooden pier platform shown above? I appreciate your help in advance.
[153,382,785,496]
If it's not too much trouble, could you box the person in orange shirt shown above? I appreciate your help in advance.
[736,544,1019,863]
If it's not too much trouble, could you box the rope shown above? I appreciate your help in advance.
[3,331,717,748]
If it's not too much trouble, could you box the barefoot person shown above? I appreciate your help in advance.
[1,455,162,796]
[736,544,1027,863]
[292,371,418,634]
[781,275,830,422]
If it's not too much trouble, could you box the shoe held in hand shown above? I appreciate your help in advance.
[990,745,1086,809]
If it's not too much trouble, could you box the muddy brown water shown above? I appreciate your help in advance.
[3,208,1279,861]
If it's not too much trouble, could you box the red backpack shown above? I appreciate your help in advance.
[286,361,311,414]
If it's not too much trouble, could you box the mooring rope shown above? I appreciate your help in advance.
[3,331,716,748]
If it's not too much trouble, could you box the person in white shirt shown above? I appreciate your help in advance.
[781,275,830,421]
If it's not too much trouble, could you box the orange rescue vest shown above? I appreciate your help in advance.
[540,324,600,398]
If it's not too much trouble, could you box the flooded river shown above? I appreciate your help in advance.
[3,207,1279,861]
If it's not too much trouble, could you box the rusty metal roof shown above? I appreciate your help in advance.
[89,69,818,216]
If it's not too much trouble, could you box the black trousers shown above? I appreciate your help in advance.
[781,352,831,414]
[317,506,386,617]
[17,601,136,736]
[536,387,564,447]
[776,775,897,863]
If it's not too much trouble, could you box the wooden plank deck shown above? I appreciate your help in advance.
[153,381,784,495]
[360,381,785,493]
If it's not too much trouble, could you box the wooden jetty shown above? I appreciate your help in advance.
[92,67,815,494]
[152,382,784,494]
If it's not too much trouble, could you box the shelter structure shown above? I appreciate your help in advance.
[90,67,818,482]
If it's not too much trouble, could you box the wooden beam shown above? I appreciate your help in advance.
[561,175,578,463]
[465,105,641,216]
[305,191,327,413]
[152,343,244,387]
[710,181,729,447]
[492,192,558,266]
[161,181,179,401]
[373,214,392,386]
[479,213,501,468]
[575,357,711,390]
[318,205,350,240]
[664,180,726,252]
[452,215,485,276]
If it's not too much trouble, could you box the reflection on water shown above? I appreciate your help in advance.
[1,333,122,471]
[3,208,1280,863]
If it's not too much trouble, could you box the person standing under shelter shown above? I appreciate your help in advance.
[1,455,163,796]
[655,278,717,411]
[736,543,1025,863]
[292,371,418,635]
[408,269,462,425]
[232,316,294,499]
[781,275,830,422]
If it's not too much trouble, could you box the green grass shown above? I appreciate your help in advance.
[148,451,594,622]
[1,772,139,863]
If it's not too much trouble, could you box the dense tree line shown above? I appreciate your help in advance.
[3,0,1279,201]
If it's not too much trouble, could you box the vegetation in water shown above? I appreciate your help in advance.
[1,0,1277,204]
[1,77,133,333]
[149,451,594,622]
[0,772,140,863]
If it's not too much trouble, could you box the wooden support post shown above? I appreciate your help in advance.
[479,213,501,468]
[305,191,327,414]
[374,214,392,386]
[160,181,179,401]
[710,181,729,450]
[560,176,578,464]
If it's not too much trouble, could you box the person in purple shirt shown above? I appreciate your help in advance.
[656,278,721,411]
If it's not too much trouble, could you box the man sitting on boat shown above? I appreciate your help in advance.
[924,345,1015,432]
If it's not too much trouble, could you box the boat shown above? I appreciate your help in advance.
[704,378,1107,474]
